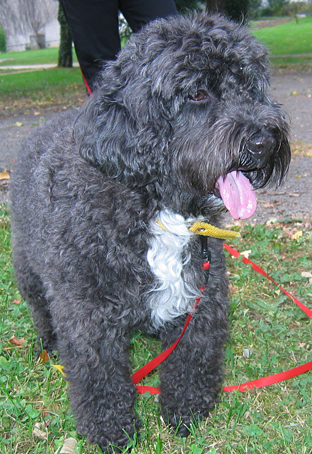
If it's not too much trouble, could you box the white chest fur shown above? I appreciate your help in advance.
[146,210,201,327]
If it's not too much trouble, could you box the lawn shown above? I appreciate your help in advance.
[252,16,312,55]
[1,202,311,453]
[0,47,78,66]
[0,49,83,114]
[0,68,85,114]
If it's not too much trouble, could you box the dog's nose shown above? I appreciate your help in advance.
[245,132,276,168]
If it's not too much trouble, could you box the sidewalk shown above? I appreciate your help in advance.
[0,62,80,71]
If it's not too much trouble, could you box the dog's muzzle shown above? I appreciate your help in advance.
[242,130,277,170]
[214,128,280,220]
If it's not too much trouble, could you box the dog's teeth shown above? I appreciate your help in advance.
[216,171,257,220]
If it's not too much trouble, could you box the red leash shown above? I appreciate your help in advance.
[132,287,205,395]
[223,244,312,319]
[133,244,312,394]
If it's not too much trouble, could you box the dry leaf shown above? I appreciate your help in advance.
[240,250,251,258]
[292,230,302,240]
[0,171,10,181]
[12,299,21,305]
[9,334,25,346]
[15,122,23,127]
[53,364,66,376]
[301,272,312,278]
[33,422,48,440]
[55,438,77,454]
[39,349,50,363]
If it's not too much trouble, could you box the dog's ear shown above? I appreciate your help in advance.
[77,63,174,188]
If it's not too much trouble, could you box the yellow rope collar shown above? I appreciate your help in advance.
[157,220,240,240]
[189,222,240,239]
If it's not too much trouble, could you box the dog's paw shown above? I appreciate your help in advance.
[162,407,211,438]
[162,412,194,438]
[98,437,133,454]
[87,417,141,453]
[98,442,127,454]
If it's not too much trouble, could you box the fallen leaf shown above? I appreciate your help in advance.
[301,272,312,278]
[229,283,239,294]
[55,438,77,454]
[34,111,41,115]
[262,203,276,208]
[15,122,23,127]
[12,299,21,305]
[240,250,251,258]
[0,171,10,181]
[9,334,25,346]
[39,349,50,363]
[33,422,48,440]
[291,91,299,95]
[292,230,302,240]
[53,364,66,376]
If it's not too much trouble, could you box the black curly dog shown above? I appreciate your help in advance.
[11,12,291,452]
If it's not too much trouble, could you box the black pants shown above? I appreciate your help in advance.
[60,0,177,91]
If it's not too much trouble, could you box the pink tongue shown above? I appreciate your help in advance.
[216,171,257,219]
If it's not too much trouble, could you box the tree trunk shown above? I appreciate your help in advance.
[206,0,226,13]
[206,0,249,22]
[58,2,72,68]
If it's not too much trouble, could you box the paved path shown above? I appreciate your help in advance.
[0,63,79,70]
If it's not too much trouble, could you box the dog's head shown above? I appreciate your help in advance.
[78,13,291,219]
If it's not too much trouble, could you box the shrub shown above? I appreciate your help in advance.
[0,25,6,53]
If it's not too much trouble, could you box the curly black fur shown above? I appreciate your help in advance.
[10,12,290,452]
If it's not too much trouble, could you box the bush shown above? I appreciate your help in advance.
[0,25,6,53]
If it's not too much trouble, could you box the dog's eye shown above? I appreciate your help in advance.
[190,90,209,102]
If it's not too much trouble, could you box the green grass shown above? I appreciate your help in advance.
[0,49,83,113]
[0,68,85,114]
[252,16,312,55]
[0,68,82,96]
[1,203,311,453]
[0,47,77,66]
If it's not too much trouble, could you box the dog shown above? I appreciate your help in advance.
[10,12,291,453]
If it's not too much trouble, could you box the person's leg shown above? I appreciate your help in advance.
[119,0,178,32]
[60,0,120,91]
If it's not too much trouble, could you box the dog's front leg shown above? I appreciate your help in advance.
[55,316,140,453]
[159,298,228,436]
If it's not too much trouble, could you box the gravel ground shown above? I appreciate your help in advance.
[1,72,311,223]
